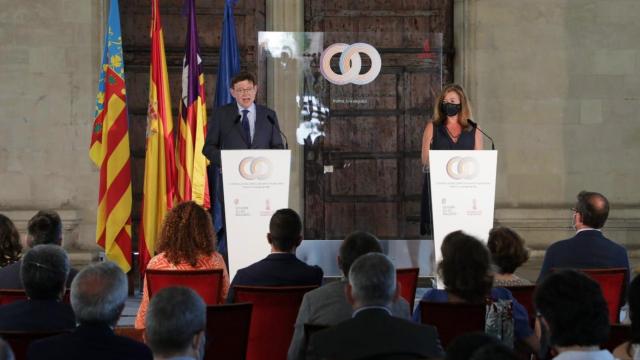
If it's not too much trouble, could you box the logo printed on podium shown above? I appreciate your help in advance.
[238,157,273,180]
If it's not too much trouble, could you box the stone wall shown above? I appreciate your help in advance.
[0,2,104,252]
[454,0,640,252]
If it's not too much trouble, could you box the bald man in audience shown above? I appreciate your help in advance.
[288,231,411,360]
[538,191,630,284]
[145,287,206,360]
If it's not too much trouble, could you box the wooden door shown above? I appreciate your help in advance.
[303,1,454,239]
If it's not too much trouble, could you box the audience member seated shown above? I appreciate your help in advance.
[145,287,206,360]
[535,269,612,360]
[0,338,14,360]
[613,274,640,359]
[307,253,444,360]
[288,231,411,360]
[413,231,538,353]
[0,210,78,288]
[135,201,229,329]
[538,191,630,284]
[488,227,531,286]
[445,332,500,360]
[227,208,323,302]
[0,214,21,268]
[27,262,153,360]
[0,245,74,331]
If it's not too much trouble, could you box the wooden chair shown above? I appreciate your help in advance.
[0,330,70,360]
[580,268,627,324]
[503,284,536,324]
[205,303,253,360]
[419,301,486,348]
[0,289,70,306]
[232,285,318,360]
[396,268,420,313]
[146,269,224,305]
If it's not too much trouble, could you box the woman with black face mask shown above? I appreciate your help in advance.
[419,84,483,236]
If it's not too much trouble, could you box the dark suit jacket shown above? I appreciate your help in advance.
[27,323,153,360]
[307,308,444,360]
[202,102,285,167]
[228,253,323,302]
[0,259,78,289]
[0,299,75,331]
[538,229,630,283]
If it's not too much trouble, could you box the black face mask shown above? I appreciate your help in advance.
[441,102,462,117]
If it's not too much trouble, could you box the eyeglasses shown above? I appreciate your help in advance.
[233,87,256,95]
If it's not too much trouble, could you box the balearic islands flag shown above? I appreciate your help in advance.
[139,0,176,275]
[89,0,132,273]
[175,0,210,208]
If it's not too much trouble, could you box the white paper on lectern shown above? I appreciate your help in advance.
[429,150,497,288]
[221,150,291,280]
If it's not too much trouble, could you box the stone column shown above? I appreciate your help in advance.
[265,0,304,215]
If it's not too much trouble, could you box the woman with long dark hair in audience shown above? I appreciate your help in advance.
[413,231,539,352]
[134,201,230,329]
[487,227,531,286]
[614,275,640,359]
[0,214,22,267]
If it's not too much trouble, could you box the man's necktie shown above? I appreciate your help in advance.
[241,109,251,146]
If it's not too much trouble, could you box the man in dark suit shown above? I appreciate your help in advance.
[288,231,411,360]
[27,262,152,360]
[538,191,630,283]
[0,245,75,331]
[227,208,323,302]
[202,71,284,167]
[307,253,443,360]
[0,210,78,289]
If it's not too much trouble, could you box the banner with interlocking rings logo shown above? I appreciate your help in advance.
[320,43,382,85]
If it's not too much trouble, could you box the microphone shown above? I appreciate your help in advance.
[267,115,289,149]
[467,119,495,150]
[220,114,242,148]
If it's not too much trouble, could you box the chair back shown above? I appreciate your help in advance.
[114,326,144,343]
[0,289,70,306]
[232,285,318,360]
[503,285,536,323]
[419,301,485,348]
[205,303,253,360]
[0,330,70,360]
[580,268,627,324]
[396,268,419,313]
[146,269,224,305]
[303,323,329,356]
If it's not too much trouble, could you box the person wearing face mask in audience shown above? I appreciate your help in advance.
[419,84,483,236]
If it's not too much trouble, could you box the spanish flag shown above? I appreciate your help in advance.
[176,0,210,209]
[89,0,132,273]
[139,0,176,275]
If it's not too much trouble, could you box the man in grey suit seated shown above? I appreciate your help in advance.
[287,231,411,360]
[306,253,443,360]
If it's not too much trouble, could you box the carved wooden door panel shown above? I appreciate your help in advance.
[303,0,454,239]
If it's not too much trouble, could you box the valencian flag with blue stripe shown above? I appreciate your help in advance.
[139,0,176,275]
[176,0,210,208]
[211,0,241,256]
[89,0,132,273]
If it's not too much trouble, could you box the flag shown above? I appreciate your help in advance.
[211,0,241,255]
[176,0,210,208]
[139,0,176,275]
[89,0,132,273]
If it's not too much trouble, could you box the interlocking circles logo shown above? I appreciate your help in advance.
[320,43,382,85]
[446,157,479,180]
[238,157,273,180]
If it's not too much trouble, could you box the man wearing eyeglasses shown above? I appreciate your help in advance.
[203,71,284,167]
[537,190,630,285]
